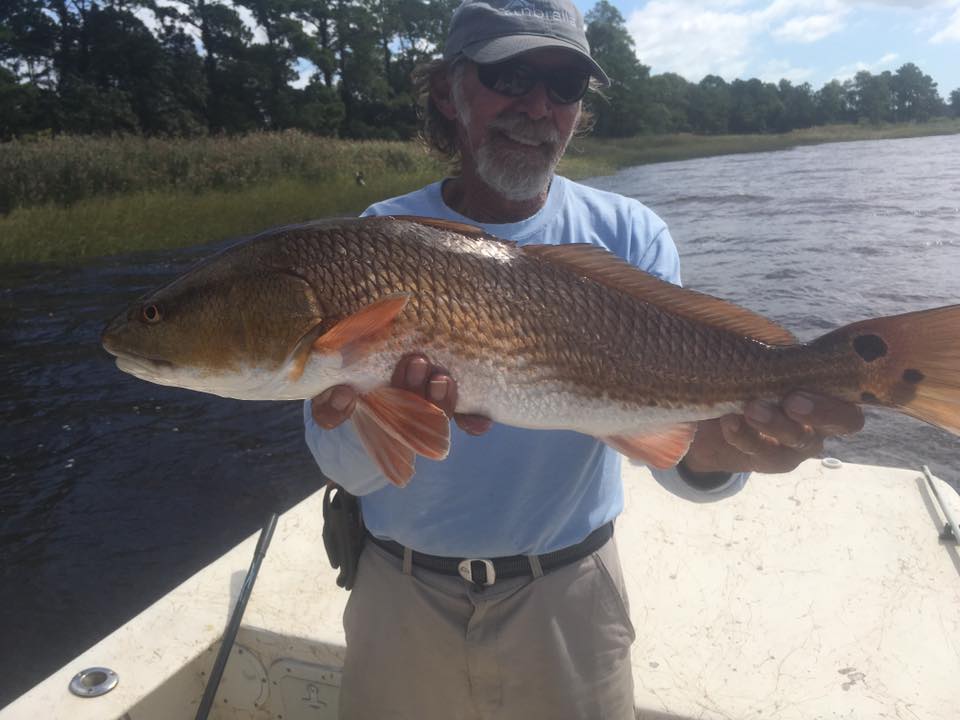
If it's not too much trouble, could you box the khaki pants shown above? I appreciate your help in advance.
[339,534,636,720]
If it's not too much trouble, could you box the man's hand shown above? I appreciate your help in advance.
[310,354,493,436]
[681,391,865,476]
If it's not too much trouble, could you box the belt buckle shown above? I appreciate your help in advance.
[458,558,496,587]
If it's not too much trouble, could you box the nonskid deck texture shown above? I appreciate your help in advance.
[4,459,959,720]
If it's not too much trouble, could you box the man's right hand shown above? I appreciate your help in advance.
[309,354,493,435]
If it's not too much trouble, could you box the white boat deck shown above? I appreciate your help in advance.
[3,458,959,719]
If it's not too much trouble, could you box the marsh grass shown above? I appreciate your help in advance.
[0,172,439,264]
[0,130,441,213]
[3,120,959,264]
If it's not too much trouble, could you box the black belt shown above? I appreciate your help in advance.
[368,521,614,588]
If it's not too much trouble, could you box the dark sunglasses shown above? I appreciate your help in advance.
[476,60,591,105]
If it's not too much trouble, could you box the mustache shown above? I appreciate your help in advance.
[487,113,560,145]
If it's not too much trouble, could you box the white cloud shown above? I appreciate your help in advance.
[773,13,847,42]
[833,52,899,80]
[930,5,960,42]
[757,59,814,83]
[626,1,849,82]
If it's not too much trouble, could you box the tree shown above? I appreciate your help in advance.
[776,79,815,131]
[688,75,730,134]
[814,79,849,125]
[891,62,943,121]
[848,70,893,124]
[950,88,960,118]
[729,78,783,133]
[585,0,651,137]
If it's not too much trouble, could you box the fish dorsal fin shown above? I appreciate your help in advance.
[390,215,494,239]
[602,423,697,469]
[522,243,796,345]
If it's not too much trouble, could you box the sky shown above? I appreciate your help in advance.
[573,0,960,97]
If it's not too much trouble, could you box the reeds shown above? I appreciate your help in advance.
[0,130,443,214]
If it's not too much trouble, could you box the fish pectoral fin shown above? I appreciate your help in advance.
[602,423,697,469]
[312,294,412,366]
[352,387,452,486]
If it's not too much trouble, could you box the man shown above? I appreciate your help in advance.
[305,1,865,717]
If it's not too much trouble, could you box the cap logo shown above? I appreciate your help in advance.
[495,0,581,29]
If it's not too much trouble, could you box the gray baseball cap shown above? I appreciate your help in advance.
[444,0,611,86]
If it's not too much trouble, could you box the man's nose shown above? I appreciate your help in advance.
[513,80,552,119]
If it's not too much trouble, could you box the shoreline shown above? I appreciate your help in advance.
[2,120,959,265]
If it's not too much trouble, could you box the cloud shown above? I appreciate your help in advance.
[773,13,847,42]
[930,5,960,42]
[757,59,815,83]
[626,1,848,82]
[833,52,899,80]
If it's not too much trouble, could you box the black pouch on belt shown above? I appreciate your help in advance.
[322,483,366,590]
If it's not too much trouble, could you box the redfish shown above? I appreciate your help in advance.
[101,216,960,486]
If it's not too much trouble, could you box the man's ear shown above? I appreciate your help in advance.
[431,67,458,121]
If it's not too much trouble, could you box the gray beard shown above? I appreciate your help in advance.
[452,68,576,201]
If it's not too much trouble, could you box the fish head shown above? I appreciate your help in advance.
[101,249,324,398]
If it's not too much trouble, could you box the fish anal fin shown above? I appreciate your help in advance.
[523,244,796,346]
[360,387,451,460]
[602,423,697,469]
[313,294,412,366]
[352,403,416,487]
[351,387,451,486]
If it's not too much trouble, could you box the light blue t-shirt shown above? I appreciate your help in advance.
[303,176,746,557]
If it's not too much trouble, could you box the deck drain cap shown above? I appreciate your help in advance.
[822,457,842,469]
[69,667,119,697]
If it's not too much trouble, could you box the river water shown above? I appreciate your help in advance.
[2,133,959,705]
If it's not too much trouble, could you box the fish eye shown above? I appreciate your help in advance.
[141,304,162,324]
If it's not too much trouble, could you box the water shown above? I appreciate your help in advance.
[589,134,960,481]
[2,134,959,705]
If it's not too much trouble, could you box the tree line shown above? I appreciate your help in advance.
[3,0,959,142]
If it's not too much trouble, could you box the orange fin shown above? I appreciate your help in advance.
[352,402,416,487]
[351,387,451,486]
[602,423,697,469]
[522,243,796,346]
[815,304,960,436]
[313,294,412,366]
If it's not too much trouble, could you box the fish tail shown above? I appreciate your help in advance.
[815,305,960,435]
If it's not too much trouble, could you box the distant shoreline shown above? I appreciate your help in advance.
[2,120,958,265]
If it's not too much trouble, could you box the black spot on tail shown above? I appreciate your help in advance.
[853,334,887,362]
[902,368,924,384]
[861,392,878,403]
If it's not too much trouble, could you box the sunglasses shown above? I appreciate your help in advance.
[476,60,591,105]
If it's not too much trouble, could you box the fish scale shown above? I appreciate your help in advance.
[102,215,960,486]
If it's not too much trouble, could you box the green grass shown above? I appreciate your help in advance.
[0,172,438,264]
[3,120,959,265]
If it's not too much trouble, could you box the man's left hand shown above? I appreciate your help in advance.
[681,392,865,476]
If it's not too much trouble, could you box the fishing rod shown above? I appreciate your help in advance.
[194,512,279,720]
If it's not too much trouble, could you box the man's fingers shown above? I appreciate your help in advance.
[391,354,430,395]
[455,413,494,436]
[719,415,774,456]
[782,391,865,436]
[311,385,357,429]
[427,373,458,417]
[743,400,820,450]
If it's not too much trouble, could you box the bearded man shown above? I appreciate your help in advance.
[304,1,864,717]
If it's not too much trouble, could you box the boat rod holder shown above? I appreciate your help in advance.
[922,465,960,543]
[194,512,279,720]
